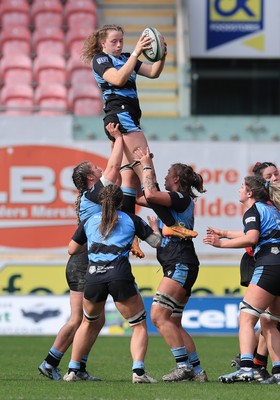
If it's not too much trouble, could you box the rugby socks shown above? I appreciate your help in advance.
[68,360,80,372]
[80,354,89,372]
[171,346,190,367]
[240,353,254,369]
[254,352,268,368]
[132,361,145,376]
[188,351,203,374]
[272,361,280,375]
[45,347,64,368]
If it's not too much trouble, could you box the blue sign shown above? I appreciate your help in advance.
[207,0,264,50]
[144,296,248,335]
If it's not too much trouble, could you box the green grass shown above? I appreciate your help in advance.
[0,335,278,400]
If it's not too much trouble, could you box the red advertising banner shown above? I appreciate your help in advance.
[0,145,108,248]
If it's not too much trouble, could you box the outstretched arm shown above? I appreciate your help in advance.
[134,147,172,207]
[206,227,244,239]
[103,123,123,183]
[203,229,259,249]
[145,216,162,248]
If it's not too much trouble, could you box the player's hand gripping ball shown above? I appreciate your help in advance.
[142,27,165,62]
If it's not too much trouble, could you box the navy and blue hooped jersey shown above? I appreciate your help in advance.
[92,52,142,112]
[72,211,153,283]
[157,191,199,270]
[79,180,105,222]
[243,201,280,266]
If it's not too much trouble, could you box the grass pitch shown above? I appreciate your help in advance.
[0,335,278,400]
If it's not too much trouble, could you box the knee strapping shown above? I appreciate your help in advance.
[171,303,185,318]
[152,291,180,313]
[83,308,101,322]
[261,310,280,322]
[239,300,265,317]
[127,309,146,327]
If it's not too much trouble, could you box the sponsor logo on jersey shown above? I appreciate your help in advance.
[245,216,256,224]
[97,56,109,64]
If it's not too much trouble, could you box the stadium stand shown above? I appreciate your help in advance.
[31,0,64,29]
[98,0,178,117]
[35,83,67,115]
[0,0,178,118]
[66,54,93,87]
[0,0,99,115]
[0,2,278,140]
[33,26,65,57]
[68,83,102,116]
[0,83,34,115]
[33,54,66,86]
[0,0,30,29]
[64,0,97,30]
[65,26,92,58]
[0,53,33,85]
[0,25,32,56]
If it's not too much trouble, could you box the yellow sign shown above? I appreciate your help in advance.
[210,0,262,22]
[132,264,246,296]
[0,262,246,296]
[0,264,69,295]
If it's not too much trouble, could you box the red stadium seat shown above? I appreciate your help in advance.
[33,27,65,57]
[66,55,93,87]
[33,54,66,85]
[65,26,92,58]
[65,0,97,30]
[1,83,34,115]
[0,0,30,28]
[0,53,33,85]
[0,26,31,56]
[35,83,68,115]
[31,0,63,29]
[68,83,102,116]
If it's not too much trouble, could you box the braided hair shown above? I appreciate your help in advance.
[81,24,124,65]
[171,163,206,198]
[72,161,93,223]
[98,184,123,239]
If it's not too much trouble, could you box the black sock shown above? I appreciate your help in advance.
[45,355,59,368]
[80,362,86,372]
[133,368,145,376]
[253,353,268,368]
[68,368,80,374]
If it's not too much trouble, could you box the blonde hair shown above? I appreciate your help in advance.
[81,24,124,65]
[269,182,280,209]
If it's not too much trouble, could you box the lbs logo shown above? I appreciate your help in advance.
[207,0,264,49]
[0,145,108,249]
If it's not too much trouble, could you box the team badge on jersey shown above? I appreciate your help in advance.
[89,266,96,274]
[271,247,280,255]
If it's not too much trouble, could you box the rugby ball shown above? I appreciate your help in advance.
[142,27,165,62]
